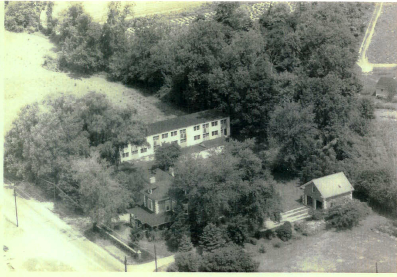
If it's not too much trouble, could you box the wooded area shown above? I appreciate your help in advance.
[4,1,397,272]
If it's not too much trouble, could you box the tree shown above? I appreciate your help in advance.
[170,140,282,245]
[171,251,202,272]
[72,153,129,226]
[325,200,371,230]
[200,245,259,272]
[178,234,194,252]
[199,223,226,253]
[267,102,319,173]
[5,1,46,33]
[154,143,182,171]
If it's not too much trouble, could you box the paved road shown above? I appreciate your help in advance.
[2,186,122,272]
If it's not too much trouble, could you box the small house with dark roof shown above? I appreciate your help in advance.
[301,172,354,210]
[120,109,230,162]
[129,169,177,229]
[375,77,397,99]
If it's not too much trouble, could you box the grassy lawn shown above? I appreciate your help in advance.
[273,178,304,212]
[4,31,184,134]
[247,214,397,272]
[367,3,397,64]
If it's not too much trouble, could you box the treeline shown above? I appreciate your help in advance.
[4,93,147,225]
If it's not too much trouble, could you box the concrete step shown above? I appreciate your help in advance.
[281,206,308,216]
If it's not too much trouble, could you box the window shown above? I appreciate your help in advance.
[125,152,129,157]
[122,153,126,158]
[180,129,186,143]
[132,150,138,155]
[148,198,153,211]
[153,135,159,141]
[165,200,171,212]
[223,129,227,136]
[202,123,209,129]
[221,119,227,125]
[171,131,178,137]
[162,133,168,139]
[141,148,147,153]
[148,189,152,194]
[194,135,200,140]
[194,125,200,131]
[211,121,218,127]
[212,130,218,136]
[203,133,209,138]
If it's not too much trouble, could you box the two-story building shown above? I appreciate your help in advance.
[120,109,231,162]
[129,169,180,229]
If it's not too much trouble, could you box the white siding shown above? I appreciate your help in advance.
[120,117,231,162]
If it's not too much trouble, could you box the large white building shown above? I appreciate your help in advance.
[120,109,231,162]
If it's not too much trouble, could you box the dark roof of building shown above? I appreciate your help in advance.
[146,109,228,136]
[303,172,354,199]
[376,77,397,91]
[129,207,173,227]
[140,169,173,201]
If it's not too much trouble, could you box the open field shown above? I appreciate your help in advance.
[4,30,184,134]
[50,1,207,23]
[367,3,397,64]
[247,215,397,272]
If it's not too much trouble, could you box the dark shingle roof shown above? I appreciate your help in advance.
[146,109,228,136]
[140,169,173,200]
[129,207,173,227]
[377,77,397,91]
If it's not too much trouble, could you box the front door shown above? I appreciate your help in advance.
[316,200,323,210]
[306,195,313,207]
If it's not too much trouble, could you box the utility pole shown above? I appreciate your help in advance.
[124,256,127,272]
[14,187,19,227]
[154,244,158,272]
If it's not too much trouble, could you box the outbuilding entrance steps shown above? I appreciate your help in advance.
[263,206,310,230]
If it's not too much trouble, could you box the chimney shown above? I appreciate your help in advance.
[169,167,175,177]
[150,176,156,184]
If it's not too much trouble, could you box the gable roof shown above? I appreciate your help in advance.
[304,172,354,199]
[140,169,173,201]
[146,109,228,136]
[376,77,397,91]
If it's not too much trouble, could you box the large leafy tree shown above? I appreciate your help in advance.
[5,92,146,205]
[171,140,282,245]
[72,153,129,226]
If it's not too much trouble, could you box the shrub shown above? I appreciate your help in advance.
[275,221,292,242]
[258,244,266,253]
[178,234,193,252]
[199,223,226,253]
[248,238,257,245]
[310,209,325,221]
[129,227,144,244]
[200,245,259,272]
[325,200,371,230]
[273,242,282,248]
[264,229,276,240]
[294,221,310,236]
[173,251,202,272]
